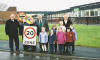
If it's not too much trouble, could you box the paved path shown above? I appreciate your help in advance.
[0,40,100,58]
[0,51,100,60]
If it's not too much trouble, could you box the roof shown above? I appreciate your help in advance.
[70,2,100,10]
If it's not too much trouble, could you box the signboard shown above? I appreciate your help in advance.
[74,8,79,12]
[17,12,27,22]
[23,26,37,46]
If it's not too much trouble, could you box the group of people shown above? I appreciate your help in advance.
[5,14,77,55]
[39,15,77,54]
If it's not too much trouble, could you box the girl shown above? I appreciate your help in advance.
[65,27,75,54]
[20,18,37,51]
[39,27,48,52]
[29,19,38,51]
[57,21,66,53]
[57,21,66,32]
[48,29,56,54]
[19,19,29,51]
[56,27,66,54]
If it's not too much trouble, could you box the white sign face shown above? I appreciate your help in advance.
[23,26,37,46]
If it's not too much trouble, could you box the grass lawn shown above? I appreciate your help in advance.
[0,24,100,48]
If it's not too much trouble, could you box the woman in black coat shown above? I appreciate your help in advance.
[63,15,72,28]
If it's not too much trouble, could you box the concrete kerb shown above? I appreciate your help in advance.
[0,49,77,59]
[0,49,100,60]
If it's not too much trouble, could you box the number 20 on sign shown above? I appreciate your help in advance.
[23,26,37,46]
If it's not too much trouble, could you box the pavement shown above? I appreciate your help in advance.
[0,40,100,60]
[1,51,100,60]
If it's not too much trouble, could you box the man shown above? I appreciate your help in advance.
[35,15,49,36]
[35,15,49,52]
[5,14,20,54]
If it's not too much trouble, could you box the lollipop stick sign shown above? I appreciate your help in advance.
[23,26,37,46]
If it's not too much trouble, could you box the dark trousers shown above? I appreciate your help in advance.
[65,42,75,52]
[54,43,57,52]
[46,43,48,51]
[39,43,42,52]
[9,35,19,51]
[58,44,64,53]
[49,44,54,53]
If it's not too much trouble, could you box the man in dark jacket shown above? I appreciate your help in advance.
[5,14,20,54]
[35,15,49,36]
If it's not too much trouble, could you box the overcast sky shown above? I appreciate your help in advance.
[0,0,100,11]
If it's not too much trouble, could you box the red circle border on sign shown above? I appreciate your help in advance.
[24,27,36,39]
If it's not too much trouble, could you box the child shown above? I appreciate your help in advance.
[19,19,29,51]
[57,21,66,32]
[39,27,48,52]
[70,25,77,40]
[57,21,66,53]
[29,19,38,51]
[56,27,66,54]
[21,19,37,51]
[65,27,75,54]
[52,24,57,53]
[52,24,57,35]
[48,29,56,54]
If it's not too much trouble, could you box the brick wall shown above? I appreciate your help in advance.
[0,7,17,24]
[0,11,17,22]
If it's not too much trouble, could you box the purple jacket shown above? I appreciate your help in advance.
[56,32,66,44]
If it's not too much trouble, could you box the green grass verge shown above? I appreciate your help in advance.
[73,24,100,48]
[0,24,100,48]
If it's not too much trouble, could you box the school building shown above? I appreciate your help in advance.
[0,2,100,24]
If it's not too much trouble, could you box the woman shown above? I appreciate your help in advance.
[20,18,38,51]
[63,15,72,28]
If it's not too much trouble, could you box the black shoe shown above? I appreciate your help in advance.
[10,51,14,54]
[72,51,74,54]
[16,50,20,55]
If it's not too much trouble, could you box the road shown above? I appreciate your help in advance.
[0,40,100,59]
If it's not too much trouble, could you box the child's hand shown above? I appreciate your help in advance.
[53,41,55,44]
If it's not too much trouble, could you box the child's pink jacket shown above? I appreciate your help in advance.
[56,32,66,44]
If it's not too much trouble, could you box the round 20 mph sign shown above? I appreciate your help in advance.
[24,27,36,39]
[23,26,37,46]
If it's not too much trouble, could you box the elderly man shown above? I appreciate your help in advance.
[5,14,20,54]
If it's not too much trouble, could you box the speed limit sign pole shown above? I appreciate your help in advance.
[23,26,37,46]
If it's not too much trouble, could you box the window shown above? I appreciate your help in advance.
[85,10,89,16]
[90,10,94,16]
[81,10,85,17]
[94,11,98,16]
